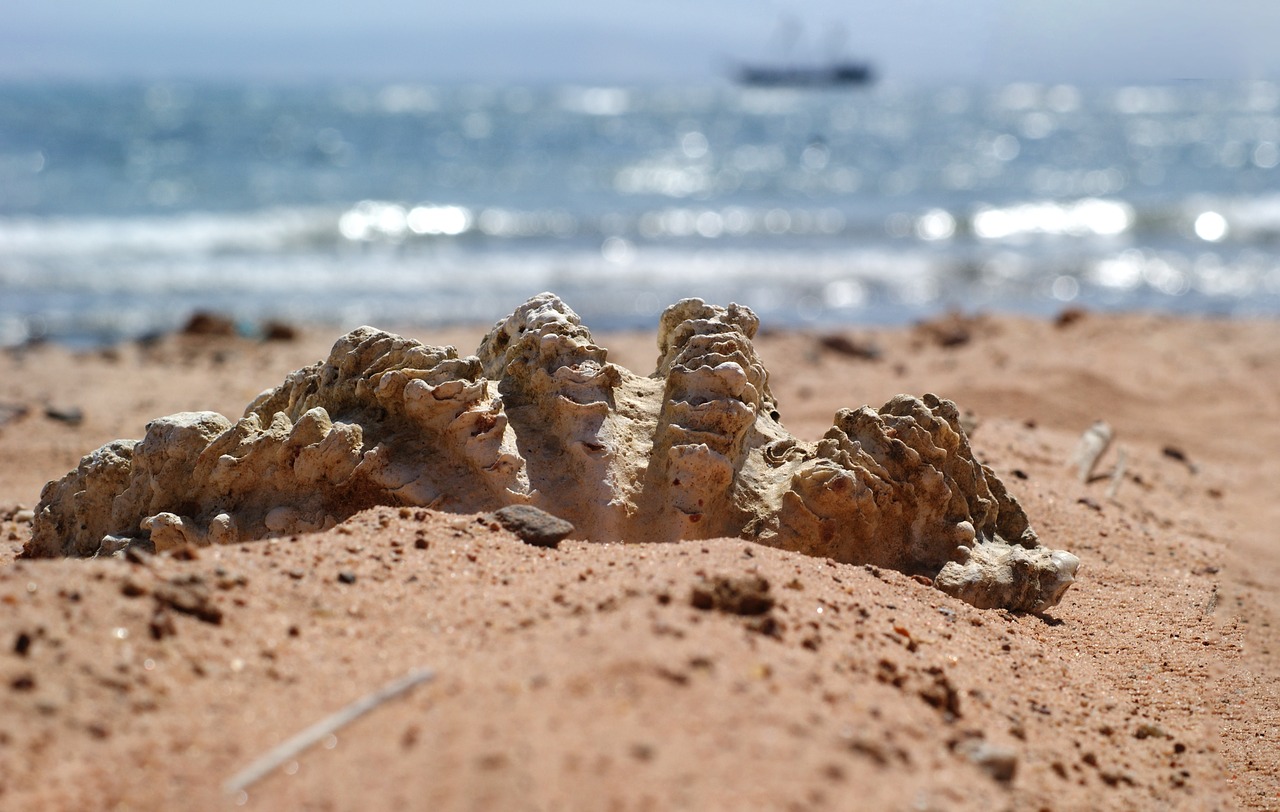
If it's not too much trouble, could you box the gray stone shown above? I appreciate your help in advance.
[491,505,574,548]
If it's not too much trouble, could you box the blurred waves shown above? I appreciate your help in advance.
[3,81,1280,345]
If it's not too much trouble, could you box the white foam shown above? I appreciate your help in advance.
[0,208,340,258]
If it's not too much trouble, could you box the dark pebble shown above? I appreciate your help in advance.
[44,405,84,426]
[964,742,1018,783]
[337,571,357,585]
[149,609,176,640]
[1054,307,1087,328]
[490,505,574,548]
[182,311,236,336]
[818,333,881,360]
[261,320,298,342]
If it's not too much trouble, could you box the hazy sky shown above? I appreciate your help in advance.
[5,0,1280,85]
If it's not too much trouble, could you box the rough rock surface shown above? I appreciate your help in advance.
[25,293,1078,611]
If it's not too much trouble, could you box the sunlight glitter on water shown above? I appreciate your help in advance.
[5,81,1280,346]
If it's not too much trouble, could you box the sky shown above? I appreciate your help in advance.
[4,0,1280,85]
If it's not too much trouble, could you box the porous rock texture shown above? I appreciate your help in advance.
[26,293,1078,612]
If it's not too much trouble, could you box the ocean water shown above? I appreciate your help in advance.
[3,80,1280,346]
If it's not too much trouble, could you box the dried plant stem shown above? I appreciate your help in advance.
[1072,420,1114,483]
[1106,447,1128,500]
[223,666,436,795]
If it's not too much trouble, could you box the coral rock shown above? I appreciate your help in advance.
[26,293,1078,612]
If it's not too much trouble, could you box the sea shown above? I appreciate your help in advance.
[3,80,1280,347]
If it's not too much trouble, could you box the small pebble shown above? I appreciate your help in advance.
[958,741,1018,783]
[44,405,84,426]
[490,505,574,548]
[337,571,357,585]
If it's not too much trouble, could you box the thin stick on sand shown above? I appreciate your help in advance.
[223,666,437,796]
[1106,447,1128,501]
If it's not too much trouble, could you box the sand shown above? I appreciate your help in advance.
[1,309,1277,810]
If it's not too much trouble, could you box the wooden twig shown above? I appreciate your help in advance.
[223,666,436,795]
[1105,447,1128,500]
[1204,585,1219,616]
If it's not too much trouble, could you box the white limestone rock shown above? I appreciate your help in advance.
[25,293,1079,612]
[935,544,1081,613]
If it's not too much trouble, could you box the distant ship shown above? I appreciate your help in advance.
[734,61,875,88]
[733,18,875,88]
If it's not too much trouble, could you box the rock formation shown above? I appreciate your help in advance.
[26,293,1078,612]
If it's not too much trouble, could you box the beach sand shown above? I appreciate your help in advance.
[1,310,1277,810]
